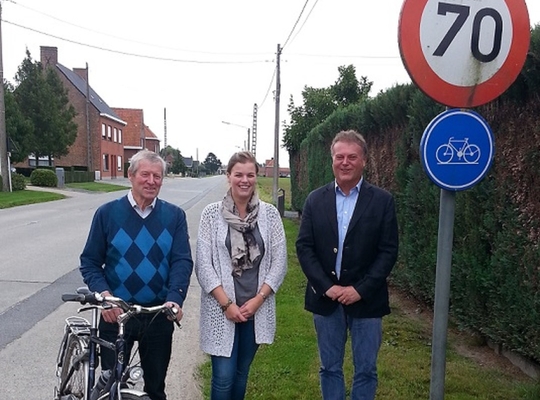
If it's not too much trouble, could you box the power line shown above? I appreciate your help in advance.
[258,67,277,110]
[7,0,271,57]
[3,19,270,64]
[281,0,310,51]
[286,0,320,50]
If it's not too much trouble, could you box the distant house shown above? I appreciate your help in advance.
[182,156,194,169]
[112,108,160,165]
[36,46,127,179]
[263,158,290,178]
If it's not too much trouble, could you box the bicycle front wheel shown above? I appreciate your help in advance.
[59,335,89,399]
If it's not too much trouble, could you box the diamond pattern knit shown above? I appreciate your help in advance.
[80,196,193,306]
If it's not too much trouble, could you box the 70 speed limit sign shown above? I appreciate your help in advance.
[399,0,530,108]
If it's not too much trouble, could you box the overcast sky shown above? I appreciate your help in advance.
[2,0,540,167]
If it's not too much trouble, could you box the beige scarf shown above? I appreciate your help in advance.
[221,189,261,277]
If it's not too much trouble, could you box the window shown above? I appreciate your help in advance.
[103,154,109,171]
[107,126,112,140]
[113,127,118,142]
[102,123,106,138]
[117,156,122,171]
[118,129,122,144]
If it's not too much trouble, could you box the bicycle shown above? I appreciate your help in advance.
[54,287,180,400]
[435,137,481,164]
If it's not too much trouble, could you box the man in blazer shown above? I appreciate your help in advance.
[296,130,399,400]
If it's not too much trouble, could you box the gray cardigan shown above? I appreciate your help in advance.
[195,200,287,357]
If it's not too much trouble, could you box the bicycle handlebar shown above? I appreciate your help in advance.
[62,288,181,327]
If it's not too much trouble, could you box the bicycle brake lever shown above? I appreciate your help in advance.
[164,307,181,328]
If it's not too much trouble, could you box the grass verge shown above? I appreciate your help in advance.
[0,189,65,209]
[198,180,540,398]
[65,182,128,192]
[257,176,292,211]
[0,182,128,209]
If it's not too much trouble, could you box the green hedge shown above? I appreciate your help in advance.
[30,168,58,187]
[11,173,26,191]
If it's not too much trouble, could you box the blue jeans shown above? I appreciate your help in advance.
[210,319,259,400]
[313,306,382,400]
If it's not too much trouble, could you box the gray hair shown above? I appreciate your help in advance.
[330,130,368,159]
[128,150,166,176]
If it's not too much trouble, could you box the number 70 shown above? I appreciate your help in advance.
[433,2,503,63]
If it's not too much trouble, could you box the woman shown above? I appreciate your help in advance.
[195,151,287,400]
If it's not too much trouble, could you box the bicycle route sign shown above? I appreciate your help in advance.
[420,109,495,191]
[398,0,530,108]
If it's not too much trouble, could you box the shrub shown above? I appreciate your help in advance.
[11,173,27,191]
[30,169,58,187]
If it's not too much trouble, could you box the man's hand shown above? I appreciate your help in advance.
[325,285,345,301]
[164,301,183,323]
[336,286,361,305]
[100,291,122,323]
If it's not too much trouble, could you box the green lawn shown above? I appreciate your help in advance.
[199,182,540,399]
[0,189,66,209]
[65,182,128,192]
[0,182,128,209]
[257,176,292,210]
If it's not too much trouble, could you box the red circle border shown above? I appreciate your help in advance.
[399,0,530,108]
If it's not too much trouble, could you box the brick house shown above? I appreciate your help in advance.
[36,46,127,179]
[263,158,290,177]
[112,108,160,167]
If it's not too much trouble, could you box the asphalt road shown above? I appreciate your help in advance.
[0,175,229,400]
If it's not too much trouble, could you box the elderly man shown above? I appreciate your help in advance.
[80,149,193,400]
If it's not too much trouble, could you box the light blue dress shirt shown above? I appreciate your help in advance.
[335,178,363,279]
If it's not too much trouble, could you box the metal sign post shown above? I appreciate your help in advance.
[398,1,530,398]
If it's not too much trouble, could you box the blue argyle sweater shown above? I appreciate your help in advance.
[80,196,193,307]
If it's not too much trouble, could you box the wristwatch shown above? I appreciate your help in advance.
[221,299,233,312]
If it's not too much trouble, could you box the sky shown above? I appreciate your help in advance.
[2,0,540,167]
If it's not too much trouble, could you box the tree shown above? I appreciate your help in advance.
[283,65,372,153]
[203,152,221,174]
[160,145,187,175]
[13,50,77,166]
[4,81,32,163]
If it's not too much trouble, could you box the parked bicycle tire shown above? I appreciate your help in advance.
[59,335,89,398]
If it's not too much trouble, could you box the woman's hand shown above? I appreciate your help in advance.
[238,295,264,319]
[225,303,248,323]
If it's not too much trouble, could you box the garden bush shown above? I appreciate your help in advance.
[30,169,58,187]
[11,173,26,191]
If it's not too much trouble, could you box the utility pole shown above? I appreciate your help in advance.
[272,44,282,204]
[0,3,10,192]
[164,107,167,149]
[251,103,258,159]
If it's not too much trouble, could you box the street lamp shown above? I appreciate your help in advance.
[221,121,250,152]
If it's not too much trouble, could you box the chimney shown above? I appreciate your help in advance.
[40,46,58,68]
[73,68,88,82]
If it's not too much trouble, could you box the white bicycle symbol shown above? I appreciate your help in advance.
[436,137,481,164]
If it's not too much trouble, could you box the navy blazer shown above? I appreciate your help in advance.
[296,181,399,318]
